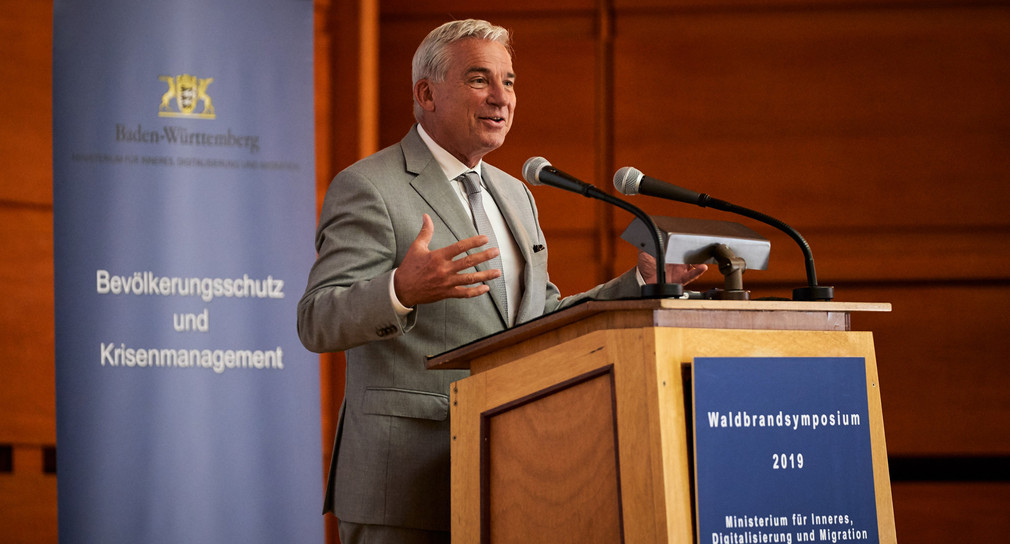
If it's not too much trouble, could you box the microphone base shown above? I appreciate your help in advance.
[703,288,750,301]
[641,283,684,299]
[792,285,835,302]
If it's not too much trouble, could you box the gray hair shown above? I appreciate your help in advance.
[411,19,512,120]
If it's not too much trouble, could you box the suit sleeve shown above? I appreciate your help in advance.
[552,267,642,314]
[297,168,416,353]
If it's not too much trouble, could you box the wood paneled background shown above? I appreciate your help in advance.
[2,0,1007,542]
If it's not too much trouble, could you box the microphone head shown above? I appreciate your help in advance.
[613,166,643,195]
[522,156,551,186]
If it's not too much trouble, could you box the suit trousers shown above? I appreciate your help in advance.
[338,520,451,544]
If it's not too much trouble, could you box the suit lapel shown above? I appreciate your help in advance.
[402,127,476,245]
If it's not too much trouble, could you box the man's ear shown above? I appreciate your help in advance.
[413,79,436,113]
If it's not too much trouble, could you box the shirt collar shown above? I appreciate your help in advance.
[417,124,483,183]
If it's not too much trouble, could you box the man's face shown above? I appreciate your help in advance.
[417,38,516,167]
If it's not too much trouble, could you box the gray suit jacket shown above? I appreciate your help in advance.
[297,126,640,531]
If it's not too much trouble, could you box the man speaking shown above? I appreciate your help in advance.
[297,18,705,544]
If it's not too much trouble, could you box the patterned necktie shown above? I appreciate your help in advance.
[457,171,508,319]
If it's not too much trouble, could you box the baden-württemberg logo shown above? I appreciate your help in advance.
[158,74,215,119]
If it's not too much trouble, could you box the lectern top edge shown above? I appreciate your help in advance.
[425,298,890,371]
[653,299,890,312]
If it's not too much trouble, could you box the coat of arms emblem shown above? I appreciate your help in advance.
[158,74,215,119]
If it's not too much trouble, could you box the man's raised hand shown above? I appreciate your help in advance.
[393,214,503,308]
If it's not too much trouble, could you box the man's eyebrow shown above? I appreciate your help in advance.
[465,67,516,79]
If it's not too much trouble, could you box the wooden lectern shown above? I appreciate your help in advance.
[427,299,896,544]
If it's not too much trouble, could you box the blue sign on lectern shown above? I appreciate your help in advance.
[693,357,879,544]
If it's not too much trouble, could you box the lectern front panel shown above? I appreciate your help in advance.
[482,367,622,543]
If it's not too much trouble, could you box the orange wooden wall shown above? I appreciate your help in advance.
[0,0,57,540]
[3,1,1009,542]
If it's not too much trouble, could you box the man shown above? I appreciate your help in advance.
[297,19,705,543]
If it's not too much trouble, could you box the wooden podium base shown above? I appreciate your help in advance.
[431,300,895,544]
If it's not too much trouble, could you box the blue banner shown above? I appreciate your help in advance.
[53,1,322,542]
[693,357,879,544]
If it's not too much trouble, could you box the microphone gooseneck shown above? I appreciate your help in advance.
[613,166,833,301]
[523,157,682,298]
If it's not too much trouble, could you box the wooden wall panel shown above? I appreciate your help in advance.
[0,470,58,543]
[541,233,616,296]
[891,483,1010,542]
[380,0,596,16]
[603,0,1010,466]
[619,0,1005,9]
[612,6,1010,230]
[376,18,430,147]
[0,0,56,542]
[847,284,1010,455]
[613,223,1010,294]
[0,207,55,443]
[0,0,52,205]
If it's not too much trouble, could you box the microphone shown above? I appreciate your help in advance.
[614,166,705,206]
[613,166,834,302]
[523,157,607,199]
[522,157,682,299]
